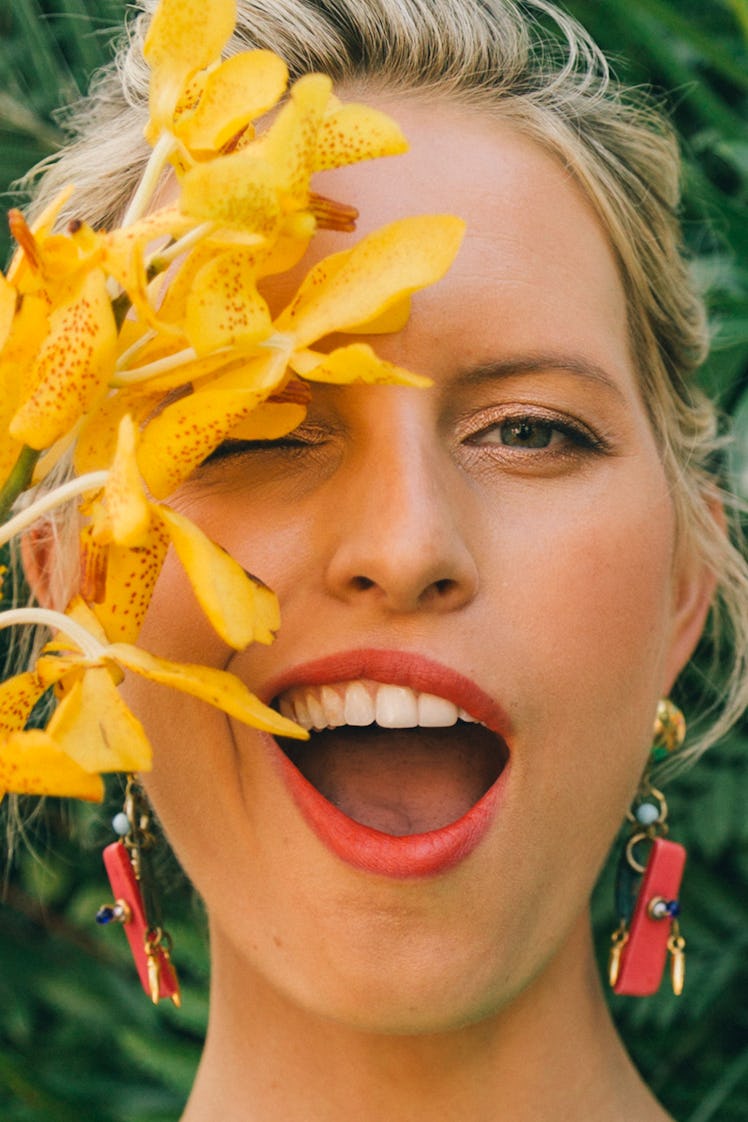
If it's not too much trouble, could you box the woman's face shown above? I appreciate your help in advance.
[132,101,708,1031]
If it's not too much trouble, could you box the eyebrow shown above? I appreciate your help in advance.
[455,353,629,404]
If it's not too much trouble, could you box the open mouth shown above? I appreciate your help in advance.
[274,680,510,836]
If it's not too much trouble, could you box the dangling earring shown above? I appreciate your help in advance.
[95,775,181,1006]
[608,700,687,997]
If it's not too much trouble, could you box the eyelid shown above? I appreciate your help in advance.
[200,423,329,464]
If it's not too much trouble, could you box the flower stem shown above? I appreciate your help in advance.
[112,345,202,386]
[150,221,214,270]
[0,471,109,549]
[0,607,104,659]
[120,131,178,232]
[0,446,41,522]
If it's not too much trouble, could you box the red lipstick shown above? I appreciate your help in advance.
[263,650,512,879]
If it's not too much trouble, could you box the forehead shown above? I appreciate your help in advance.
[271,96,634,390]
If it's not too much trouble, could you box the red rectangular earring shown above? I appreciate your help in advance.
[95,776,181,1006]
[608,700,688,997]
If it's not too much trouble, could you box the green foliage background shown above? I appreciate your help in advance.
[0,1,747,1119]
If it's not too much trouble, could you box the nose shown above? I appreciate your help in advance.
[323,408,479,614]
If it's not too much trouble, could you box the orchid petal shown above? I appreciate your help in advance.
[143,0,237,135]
[109,644,306,737]
[143,0,235,76]
[46,665,152,772]
[274,215,465,348]
[0,272,15,351]
[75,389,162,475]
[291,343,431,387]
[0,295,48,482]
[185,249,273,355]
[79,521,169,642]
[180,150,282,235]
[0,729,104,801]
[10,268,118,450]
[226,401,307,440]
[99,415,152,547]
[314,103,408,171]
[155,505,280,647]
[137,387,268,498]
[257,73,332,205]
[177,51,288,153]
[0,671,48,734]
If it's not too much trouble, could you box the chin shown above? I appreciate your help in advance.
[295,971,507,1037]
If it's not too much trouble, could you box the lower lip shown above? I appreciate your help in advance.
[268,737,510,879]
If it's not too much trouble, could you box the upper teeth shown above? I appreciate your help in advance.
[277,680,479,732]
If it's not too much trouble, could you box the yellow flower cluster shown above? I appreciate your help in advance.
[0,0,464,803]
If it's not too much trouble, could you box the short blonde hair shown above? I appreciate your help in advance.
[25,0,748,762]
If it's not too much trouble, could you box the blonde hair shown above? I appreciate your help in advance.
[23,0,748,763]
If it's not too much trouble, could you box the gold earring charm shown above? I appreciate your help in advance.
[651,699,686,764]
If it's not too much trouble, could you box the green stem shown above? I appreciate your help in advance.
[0,445,41,522]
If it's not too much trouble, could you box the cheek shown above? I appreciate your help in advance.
[491,470,676,696]
[492,470,677,868]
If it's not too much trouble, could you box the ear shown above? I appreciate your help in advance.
[661,495,724,694]
[21,522,74,611]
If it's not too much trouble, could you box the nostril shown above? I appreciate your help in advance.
[351,575,375,591]
[434,578,455,595]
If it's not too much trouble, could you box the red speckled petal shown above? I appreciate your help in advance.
[10,268,117,450]
[313,103,408,172]
[81,520,169,643]
[0,729,104,802]
[0,672,48,734]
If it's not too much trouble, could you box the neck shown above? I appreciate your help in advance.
[180,913,672,1122]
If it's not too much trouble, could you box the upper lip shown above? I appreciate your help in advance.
[262,649,512,739]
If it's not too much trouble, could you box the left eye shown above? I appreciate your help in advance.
[474,417,575,449]
[496,418,556,448]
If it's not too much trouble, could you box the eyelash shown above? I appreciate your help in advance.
[465,409,607,456]
[202,430,321,464]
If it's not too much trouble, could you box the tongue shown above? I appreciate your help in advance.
[280,725,505,836]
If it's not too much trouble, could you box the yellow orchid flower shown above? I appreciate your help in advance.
[173,50,289,156]
[81,415,280,647]
[0,0,471,808]
[134,214,464,497]
[275,214,465,346]
[0,662,105,800]
[5,187,78,293]
[143,0,237,144]
[179,72,405,244]
[0,202,108,496]
[0,598,305,800]
[37,610,304,741]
